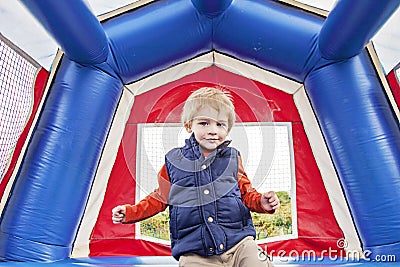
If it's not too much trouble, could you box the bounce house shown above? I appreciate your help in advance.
[1,0,400,266]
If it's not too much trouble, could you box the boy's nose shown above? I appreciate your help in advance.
[208,125,217,135]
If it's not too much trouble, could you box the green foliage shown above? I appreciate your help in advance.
[140,211,170,241]
[140,191,292,241]
[252,191,292,239]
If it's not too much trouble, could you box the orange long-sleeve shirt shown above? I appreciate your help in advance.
[124,156,272,223]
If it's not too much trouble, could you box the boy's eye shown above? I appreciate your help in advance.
[199,122,208,126]
[217,122,226,127]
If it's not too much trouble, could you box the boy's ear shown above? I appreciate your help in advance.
[184,123,192,133]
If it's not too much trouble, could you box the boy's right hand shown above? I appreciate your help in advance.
[112,205,126,224]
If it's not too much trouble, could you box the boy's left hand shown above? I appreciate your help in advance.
[261,191,280,212]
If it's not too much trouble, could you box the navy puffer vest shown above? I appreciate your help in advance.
[165,134,256,260]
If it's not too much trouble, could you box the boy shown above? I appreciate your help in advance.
[112,87,279,266]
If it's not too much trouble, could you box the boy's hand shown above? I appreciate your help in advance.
[261,191,280,212]
[112,205,126,224]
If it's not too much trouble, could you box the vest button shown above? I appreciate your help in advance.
[201,164,207,170]
[219,244,224,250]
[209,247,214,252]
[204,189,210,195]
[207,217,214,223]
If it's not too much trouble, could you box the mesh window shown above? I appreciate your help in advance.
[0,36,37,180]
[136,122,296,243]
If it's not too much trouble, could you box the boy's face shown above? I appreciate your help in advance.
[187,106,229,154]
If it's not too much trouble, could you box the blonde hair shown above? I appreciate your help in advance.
[182,87,235,132]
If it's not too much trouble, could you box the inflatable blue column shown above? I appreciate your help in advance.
[307,0,400,259]
[0,0,122,261]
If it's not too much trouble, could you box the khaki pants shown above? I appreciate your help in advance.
[179,236,274,267]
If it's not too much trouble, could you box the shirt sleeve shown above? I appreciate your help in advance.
[124,164,171,223]
[237,156,274,214]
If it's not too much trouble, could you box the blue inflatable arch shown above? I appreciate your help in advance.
[1,0,400,263]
